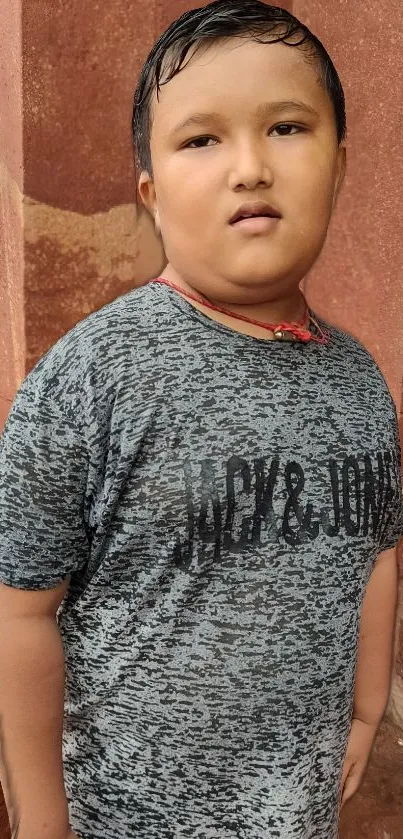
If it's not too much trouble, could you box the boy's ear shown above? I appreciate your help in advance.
[138,170,156,213]
[332,144,347,209]
[138,171,161,235]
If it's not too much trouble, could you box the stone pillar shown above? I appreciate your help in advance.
[0,8,24,839]
[0,0,25,430]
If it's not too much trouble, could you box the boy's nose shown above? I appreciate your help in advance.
[229,151,274,191]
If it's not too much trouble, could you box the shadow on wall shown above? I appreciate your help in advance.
[23,198,165,372]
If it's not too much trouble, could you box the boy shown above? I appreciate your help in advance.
[0,1,402,838]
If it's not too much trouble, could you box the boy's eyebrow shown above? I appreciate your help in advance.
[170,99,320,135]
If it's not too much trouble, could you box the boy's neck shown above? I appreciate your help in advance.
[158,265,306,342]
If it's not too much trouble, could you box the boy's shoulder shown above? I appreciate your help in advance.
[11,283,161,420]
[53,281,158,356]
[29,283,158,377]
[314,310,395,403]
[315,310,380,364]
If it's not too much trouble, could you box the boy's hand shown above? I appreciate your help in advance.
[340,717,378,808]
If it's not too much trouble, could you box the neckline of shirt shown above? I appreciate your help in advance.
[150,278,328,351]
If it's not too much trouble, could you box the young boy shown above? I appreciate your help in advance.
[0,1,402,838]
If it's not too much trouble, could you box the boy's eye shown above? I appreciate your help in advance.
[273,123,305,137]
[183,123,305,149]
[184,136,216,149]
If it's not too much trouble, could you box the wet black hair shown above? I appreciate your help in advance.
[132,0,346,178]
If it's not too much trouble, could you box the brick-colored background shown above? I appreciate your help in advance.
[1,1,402,837]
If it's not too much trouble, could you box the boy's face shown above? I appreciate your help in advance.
[138,37,346,302]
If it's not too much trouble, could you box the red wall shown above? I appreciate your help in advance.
[1,2,403,836]
[0,0,25,430]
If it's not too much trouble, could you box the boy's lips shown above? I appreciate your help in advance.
[229,199,282,224]
[230,215,281,234]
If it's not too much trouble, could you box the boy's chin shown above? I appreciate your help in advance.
[223,267,300,289]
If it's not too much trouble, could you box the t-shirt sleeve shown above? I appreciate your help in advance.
[377,402,403,553]
[0,362,90,590]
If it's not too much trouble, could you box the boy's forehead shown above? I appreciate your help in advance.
[150,39,326,129]
[158,37,315,86]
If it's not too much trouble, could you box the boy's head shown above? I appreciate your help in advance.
[133,0,347,304]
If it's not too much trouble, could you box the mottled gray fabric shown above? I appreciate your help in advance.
[0,279,402,839]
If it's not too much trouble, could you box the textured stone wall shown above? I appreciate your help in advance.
[21,0,166,371]
[0,0,25,430]
[1,6,403,836]
[0,7,24,838]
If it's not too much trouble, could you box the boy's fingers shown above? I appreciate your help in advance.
[340,757,353,794]
[341,764,364,806]
[340,760,355,806]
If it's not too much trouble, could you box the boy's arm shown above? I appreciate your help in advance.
[352,546,399,726]
[0,578,73,839]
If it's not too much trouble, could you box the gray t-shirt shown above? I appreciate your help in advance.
[0,279,402,839]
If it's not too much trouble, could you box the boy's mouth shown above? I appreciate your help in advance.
[230,215,281,234]
[229,200,282,225]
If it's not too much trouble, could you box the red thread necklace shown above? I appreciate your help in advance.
[152,277,329,345]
